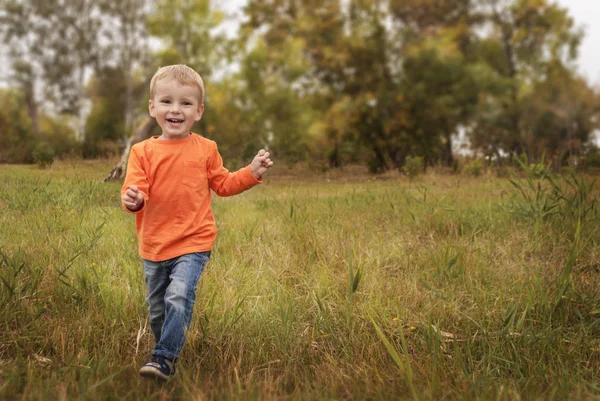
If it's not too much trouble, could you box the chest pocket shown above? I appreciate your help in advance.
[182,160,207,190]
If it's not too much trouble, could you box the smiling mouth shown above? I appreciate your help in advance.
[167,118,184,123]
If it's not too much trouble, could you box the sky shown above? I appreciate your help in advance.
[218,0,600,86]
[555,0,600,85]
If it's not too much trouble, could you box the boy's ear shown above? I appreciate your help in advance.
[148,99,156,117]
[195,104,205,122]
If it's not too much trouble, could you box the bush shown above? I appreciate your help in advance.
[583,147,600,169]
[402,156,424,179]
[0,88,35,163]
[367,156,387,174]
[32,143,55,168]
[39,115,79,159]
[465,159,483,177]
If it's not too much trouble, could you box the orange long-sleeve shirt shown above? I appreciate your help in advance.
[121,133,261,261]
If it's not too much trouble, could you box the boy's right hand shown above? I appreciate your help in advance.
[122,185,144,211]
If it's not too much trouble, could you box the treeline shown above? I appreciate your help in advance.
[1,0,599,171]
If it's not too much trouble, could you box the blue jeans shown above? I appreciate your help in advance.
[142,251,211,361]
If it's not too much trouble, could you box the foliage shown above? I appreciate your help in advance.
[0,88,78,163]
[0,0,599,171]
[83,67,146,158]
[468,0,597,163]
[465,159,483,177]
[520,62,599,163]
[32,142,55,168]
[402,155,424,179]
[583,145,600,169]
[2,0,116,144]
[38,115,79,159]
[0,88,34,163]
[146,0,226,78]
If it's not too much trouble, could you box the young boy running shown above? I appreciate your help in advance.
[121,64,273,381]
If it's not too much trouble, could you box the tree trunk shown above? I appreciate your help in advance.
[493,3,525,157]
[495,148,504,167]
[103,117,158,182]
[444,131,454,167]
[329,135,341,168]
[17,63,39,138]
[77,65,86,141]
[25,85,39,139]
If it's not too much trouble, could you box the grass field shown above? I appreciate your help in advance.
[1,160,600,400]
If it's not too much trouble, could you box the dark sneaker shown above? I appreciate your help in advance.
[139,356,176,381]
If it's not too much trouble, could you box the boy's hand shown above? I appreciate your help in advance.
[122,185,144,211]
[250,149,274,179]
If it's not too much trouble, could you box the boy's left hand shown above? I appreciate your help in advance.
[250,149,274,179]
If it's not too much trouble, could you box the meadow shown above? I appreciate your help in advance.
[1,160,600,400]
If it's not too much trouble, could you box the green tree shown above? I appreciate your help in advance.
[99,0,151,136]
[84,67,147,158]
[146,0,226,76]
[0,87,78,163]
[520,62,600,165]
[146,0,239,146]
[2,0,114,141]
[242,0,399,169]
[470,0,585,161]
[400,38,479,166]
[389,0,481,166]
[0,88,34,163]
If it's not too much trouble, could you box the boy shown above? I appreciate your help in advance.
[121,64,273,381]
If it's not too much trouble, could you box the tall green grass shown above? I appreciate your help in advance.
[1,161,600,400]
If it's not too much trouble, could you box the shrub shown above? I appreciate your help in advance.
[367,156,387,174]
[402,156,424,179]
[465,159,483,177]
[32,142,55,168]
[583,147,600,169]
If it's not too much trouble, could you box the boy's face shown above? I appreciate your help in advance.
[149,78,204,140]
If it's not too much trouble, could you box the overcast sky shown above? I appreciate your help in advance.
[219,0,600,86]
[555,0,600,85]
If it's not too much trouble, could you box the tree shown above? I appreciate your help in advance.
[146,0,226,76]
[2,0,112,140]
[521,62,600,165]
[400,39,478,166]
[0,87,34,163]
[242,0,402,169]
[389,0,481,166]
[85,67,148,158]
[0,87,78,163]
[469,0,584,161]
[100,0,151,136]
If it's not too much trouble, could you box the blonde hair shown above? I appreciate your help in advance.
[150,64,205,104]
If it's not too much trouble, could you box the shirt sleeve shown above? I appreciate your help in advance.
[207,141,261,197]
[121,145,150,213]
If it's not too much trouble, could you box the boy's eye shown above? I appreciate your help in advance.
[160,99,171,104]
[182,101,192,106]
